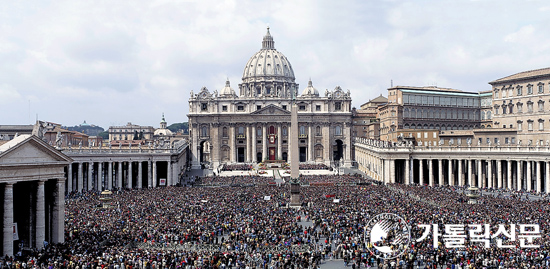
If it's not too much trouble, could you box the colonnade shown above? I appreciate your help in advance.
[67,160,175,192]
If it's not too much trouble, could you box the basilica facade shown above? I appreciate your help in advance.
[188,28,352,169]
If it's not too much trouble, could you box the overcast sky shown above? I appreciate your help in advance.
[1,0,549,129]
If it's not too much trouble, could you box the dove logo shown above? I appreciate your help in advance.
[365,213,411,260]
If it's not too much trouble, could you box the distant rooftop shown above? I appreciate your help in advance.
[390,86,464,93]
[490,67,550,85]
[0,134,31,153]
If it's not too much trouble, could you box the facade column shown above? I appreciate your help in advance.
[108,162,113,190]
[262,124,267,161]
[467,160,472,186]
[246,125,251,163]
[52,179,65,243]
[97,162,103,190]
[118,162,123,189]
[88,162,93,190]
[527,161,532,191]
[322,124,330,165]
[477,160,482,187]
[152,161,157,188]
[458,160,463,186]
[3,183,14,257]
[389,159,395,184]
[191,123,200,169]
[147,161,152,188]
[230,125,236,163]
[428,159,434,186]
[448,160,454,186]
[77,162,83,192]
[308,124,314,162]
[546,161,550,194]
[419,159,424,185]
[405,158,410,185]
[277,125,282,160]
[536,161,541,193]
[128,161,133,189]
[67,164,73,193]
[35,180,46,249]
[252,125,257,163]
[497,160,502,188]
[167,161,172,186]
[409,158,414,184]
[507,160,512,190]
[438,159,443,185]
[138,161,143,189]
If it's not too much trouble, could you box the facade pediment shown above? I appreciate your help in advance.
[0,135,72,165]
[250,104,291,115]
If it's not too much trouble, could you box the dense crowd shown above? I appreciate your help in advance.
[221,164,253,171]
[4,177,550,268]
[293,174,364,184]
[196,175,275,186]
[299,164,330,170]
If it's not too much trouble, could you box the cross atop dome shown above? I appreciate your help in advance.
[262,26,275,50]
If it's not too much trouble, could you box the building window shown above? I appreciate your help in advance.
[528,85,533,95]
[222,105,227,112]
[505,137,509,144]
[528,121,533,131]
[511,137,516,144]
[486,138,490,144]
[539,120,544,131]
[316,105,321,111]
[527,103,533,113]
[518,121,523,131]
[538,101,544,112]
[256,87,261,95]
[257,128,262,136]
[201,126,208,137]
[509,105,513,114]
[237,105,244,111]
[201,103,208,111]
[282,127,287,136]
[335,126,342,136]
[257,105,262,110]
[538,84,544,93]
[517,103,523,113]
[502,106,507,114]
[223,127,228,137]
[299,105,306,111]
[316,126,321,136]
[494,138,498,144]
[238,126,244,135]
[282,105,287,110]
[517,87,522,96]
[299,126,306,135]
[335,102,342,111]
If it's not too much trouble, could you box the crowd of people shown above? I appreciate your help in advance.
[196,175,275,186]
[221,164,253,171]
[5,175,550,268]
[292,174,364,184]
[299,164,330,170]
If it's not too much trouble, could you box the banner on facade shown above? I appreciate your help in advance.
[13,223,18,241]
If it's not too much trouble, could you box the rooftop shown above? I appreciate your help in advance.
[489,67,550,85]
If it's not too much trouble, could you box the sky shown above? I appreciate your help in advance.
[1,0,550,129]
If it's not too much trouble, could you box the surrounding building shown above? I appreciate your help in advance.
[0,134,70,256]
[489,67,550,146]
[188,28,353,169]
[352,95,386,139]
[108,123,155,143]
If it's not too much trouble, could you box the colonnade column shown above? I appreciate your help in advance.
[262,124,267,161]
[152,161,157,188]
[138,162,143,189]
[405,158,410,185]
[97,162,103,190]
[527,161,532,191]
[3,183,14,257]
[536,161,541,193]
[277,125,282,160]
[428,159,433,186]
[438,159,443,186]
[78,162,83,192]
[389,159,395,184]
[419,159,424,185]
[477,159,482,187]
[230,125,236,163]
[88,162,93,190]
[67,164,73,193]
[52,179,65,243]
[128,162,133,189]
[458,160,463,186]
[507,160,512,190]
[497,160,502,189]
[546,162,550,194]
[517,161,522,191]
[308,124,314,162]
[148,161,152,188]
[35,180,45,250]
[108,162,113,190]
[409,158,414,185]
[487,160,493,188]
[118,162,123,189]
[467,160,472,186]
[448,160,454,186]
[167,161,172,186]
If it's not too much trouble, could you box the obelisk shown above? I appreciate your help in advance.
[289,88,301,207]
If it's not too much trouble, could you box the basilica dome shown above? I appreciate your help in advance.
[219,79,236,97]
[242,27,295,83]
[301,79,319,97]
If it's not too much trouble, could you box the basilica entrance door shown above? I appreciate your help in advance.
[269,148,276,160]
